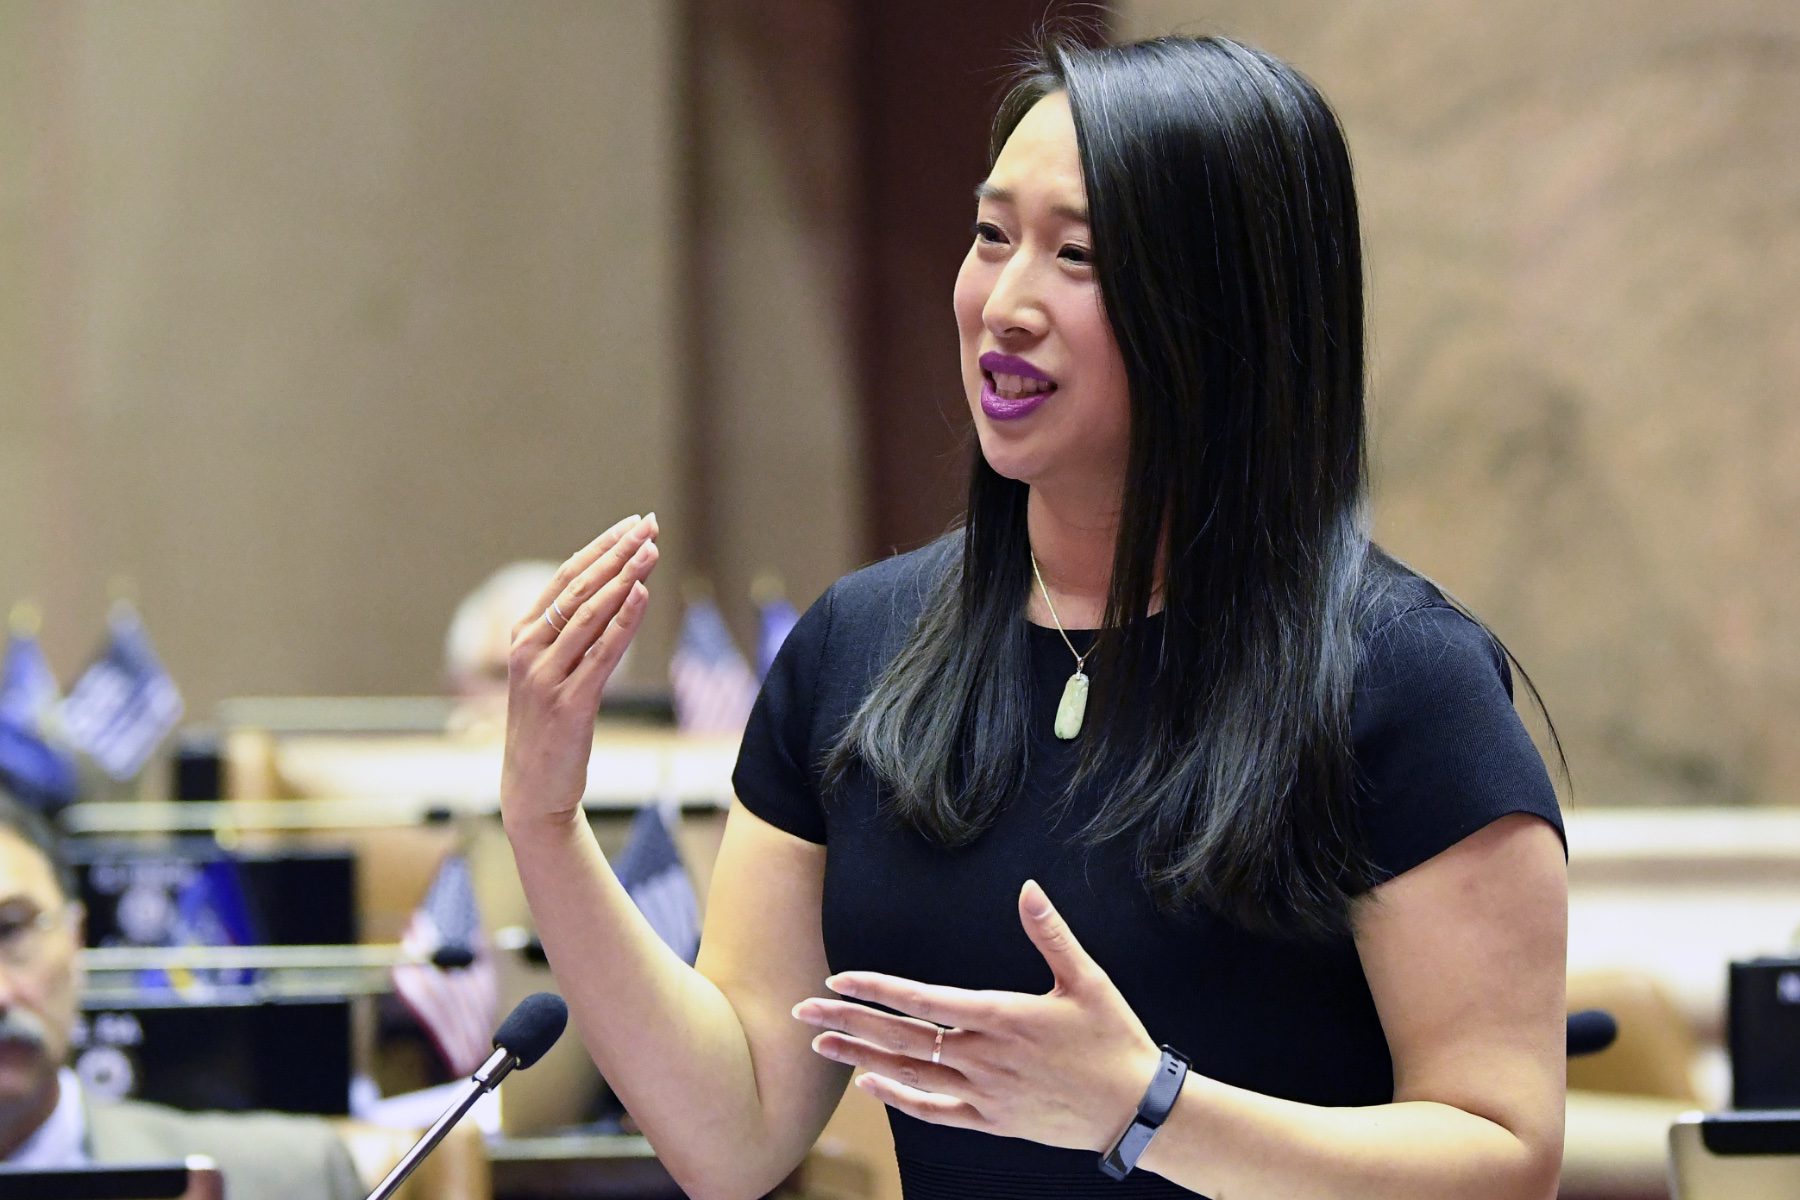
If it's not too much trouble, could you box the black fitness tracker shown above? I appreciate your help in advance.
[1099,1044,1190,1180]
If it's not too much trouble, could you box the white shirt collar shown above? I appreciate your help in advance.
[6,1068,89,1168]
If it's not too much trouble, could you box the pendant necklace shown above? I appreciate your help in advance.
[1030,550,1091,740]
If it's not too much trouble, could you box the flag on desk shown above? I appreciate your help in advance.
[393,853,500,1076]
[756,595,799,681]
[669,598,758,733]
[616,804,701,964]
[0,620,79,811]
[59,603,184,780]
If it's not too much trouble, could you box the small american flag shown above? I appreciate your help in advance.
[615,804,701,964]
[59,604,184,780]
[393,853,499,1076]
[669,598,758,733]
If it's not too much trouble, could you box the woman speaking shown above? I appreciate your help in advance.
[500,33,1567,1200]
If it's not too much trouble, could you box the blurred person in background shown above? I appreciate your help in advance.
[499,32,1566,1200]
[0,785,362,1197]
[445,561,560,735]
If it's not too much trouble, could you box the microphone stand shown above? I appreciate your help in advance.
[365,1045,516,1200]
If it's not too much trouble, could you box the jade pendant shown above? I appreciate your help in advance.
[1054,671,1089,740]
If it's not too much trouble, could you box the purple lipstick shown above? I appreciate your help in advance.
[978,351,1058,421]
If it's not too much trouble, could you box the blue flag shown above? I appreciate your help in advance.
[1,627,61,726]
[756,596,799,681]
[0,723,79,811]
[668,599,758,733]
[0,627,78,810]
[615,804,701,964]
[60,604,184,780]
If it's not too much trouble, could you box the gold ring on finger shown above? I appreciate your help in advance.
[930,1025,945,1065]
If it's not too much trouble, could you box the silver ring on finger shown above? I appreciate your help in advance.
[551,598,575,625]
[930,1025,946,1065]
[543,607,566,633]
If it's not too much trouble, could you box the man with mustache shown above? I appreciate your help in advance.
[0,785,362,1197]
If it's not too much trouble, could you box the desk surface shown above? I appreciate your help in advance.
[488,1134,682,1200]
[273,728,741,810]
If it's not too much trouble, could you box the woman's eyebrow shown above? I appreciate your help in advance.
[973,181,1089,225]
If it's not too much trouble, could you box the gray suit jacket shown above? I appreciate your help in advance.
[86,1093,365,1200]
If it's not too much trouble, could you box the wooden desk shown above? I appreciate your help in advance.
[489,1135,685,1200]
[487,1134,830,1200]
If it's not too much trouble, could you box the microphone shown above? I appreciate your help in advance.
[1567,1009,1618,1057]
[365,993,569,1200]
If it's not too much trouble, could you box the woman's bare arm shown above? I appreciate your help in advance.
[1136,814,1568,1200]
[506,804,846,1200]
[501,513,847,1199]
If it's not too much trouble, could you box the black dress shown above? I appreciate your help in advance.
[732,538,1563,1199]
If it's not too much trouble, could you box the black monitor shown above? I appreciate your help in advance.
[0,1163,222,1199]
[68,840,357,949]
[72,993,355,1115]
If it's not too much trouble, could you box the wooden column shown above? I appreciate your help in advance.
[848,3,1111,556]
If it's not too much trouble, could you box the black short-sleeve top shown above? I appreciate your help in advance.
[732,538,1563,1199]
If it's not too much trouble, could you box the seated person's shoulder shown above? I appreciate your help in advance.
[87,1097,363,1199]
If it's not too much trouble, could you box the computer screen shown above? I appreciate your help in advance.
[68,840,358,948]
[72,994,354,1115]
[0,1163,221,1200]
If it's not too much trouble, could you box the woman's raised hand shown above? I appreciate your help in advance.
[501,512,660,831]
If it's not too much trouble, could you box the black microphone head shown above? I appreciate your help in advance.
[431,944,477,969]
[1567,1008,1618,1057]
[494,992,568,1069]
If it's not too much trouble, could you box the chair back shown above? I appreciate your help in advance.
[332,1116,492,1200]
[1567,969,1701,1101]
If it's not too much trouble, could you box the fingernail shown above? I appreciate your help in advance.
[1023,879,1051,918]
[643,510,657,525]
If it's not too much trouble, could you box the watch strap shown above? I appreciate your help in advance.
[1098,1045,1190,1180]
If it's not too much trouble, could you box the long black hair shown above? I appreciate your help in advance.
[829,35,1401,938]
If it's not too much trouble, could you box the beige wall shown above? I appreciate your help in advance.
[688,0,866,637]
[1121,2,1800,806]
[4,0,687,708]
[2,0,865,723]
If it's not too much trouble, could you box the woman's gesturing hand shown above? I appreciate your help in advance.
[791,880,1165,1154]
[501,512,660,832]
